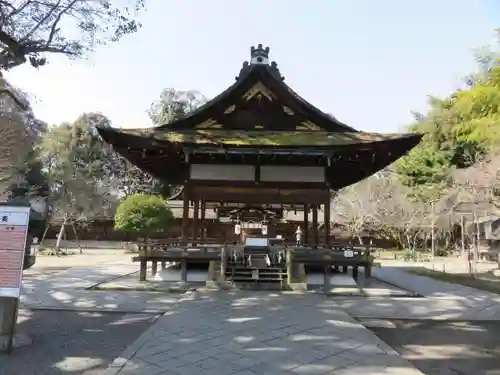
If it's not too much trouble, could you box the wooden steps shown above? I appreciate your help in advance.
[226,252,287,283]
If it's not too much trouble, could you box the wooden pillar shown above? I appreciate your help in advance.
[304,204,309,245]
[0,298,19,354]
[220,247,227,281]
[312,205,318,245]
[139,260,147,281]
[192,200,200,241]
[151,260,158,277]
[181,186,190,244]
[180,259,187,282]
[460,214,465,255]
[323,264,331,293]
[324,191,331,245]
[286,247,293,284]
[200,200,206,241]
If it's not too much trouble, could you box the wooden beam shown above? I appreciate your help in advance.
[186,180,326,190]
[191,186,329,205]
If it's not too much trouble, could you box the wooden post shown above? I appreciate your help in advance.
[352,266,359,280]
[139,260,147,281]
[151,260,158,277]
[180,259,187,282]
[220,247,227,282]
[304,204,309,245]
[461,214,465,255]
[200,200,206,241]
[473,211,479,271]
[192,200,199,241]
[431,201,435,260]
[0,298,19,354]
[286,247,293,284]
[323,265,331,293]
[181,186,190,244]
[312,205,318,245]
[324,191,331,245]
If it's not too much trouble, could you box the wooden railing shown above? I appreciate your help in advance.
[132,243,376,283]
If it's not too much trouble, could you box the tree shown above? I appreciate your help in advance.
[395,36,500,195]
[36,113,121,250]
[453,152,500,211]
[114,194,173,244]
[0,112,28,190]
[148,88,207,125]
[0,0,145,70]
[77,113,160,197]
[334,174,387,243]
[0,74,40,191]
[334,173,430,249]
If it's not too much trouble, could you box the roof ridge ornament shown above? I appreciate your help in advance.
[236,44,284,81]
[250,44,270,65]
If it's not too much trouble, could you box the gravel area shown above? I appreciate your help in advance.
[363,319,500,375]
[31,250,130,269]
[0,309,158,375]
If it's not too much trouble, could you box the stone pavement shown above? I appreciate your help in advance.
[332,267,500,321]
[20,261,500,321]
[20,260,500,374]
[104,292,425,375]
[20,260,183,313]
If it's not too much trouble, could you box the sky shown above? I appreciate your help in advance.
[5,0,500,133]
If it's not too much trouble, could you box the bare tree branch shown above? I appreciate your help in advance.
[0,0,145,70]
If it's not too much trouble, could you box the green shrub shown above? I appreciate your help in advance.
[114,194,173,235]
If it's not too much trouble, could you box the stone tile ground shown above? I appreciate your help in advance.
[105,292,425,375]
[364,319,500,375]
[0,309,158,375]
[332,267,500,321]
[15,259,500,375]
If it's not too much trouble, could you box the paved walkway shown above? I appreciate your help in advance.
[21,261,182,313]
[104,292,424,375]
[333,267,500,320]
[19,260,500,373]
[21,262,500,320]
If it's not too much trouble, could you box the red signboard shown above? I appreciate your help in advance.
[0,206,30,298]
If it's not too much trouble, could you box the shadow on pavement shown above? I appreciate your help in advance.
[0,309,158,375]
[367,319,500,375]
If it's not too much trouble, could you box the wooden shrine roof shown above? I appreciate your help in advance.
[98,127,421,148]
[96,44,423,189]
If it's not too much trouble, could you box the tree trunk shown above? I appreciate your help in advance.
[71,222,83,254]
[55,218,67,254]
[357,235,364,245]
[38,223,50,246]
